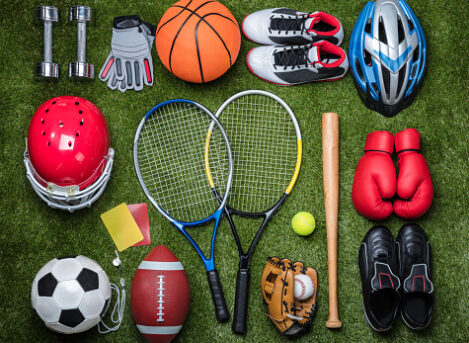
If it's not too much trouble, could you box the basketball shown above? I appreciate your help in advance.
[156,0,241,83]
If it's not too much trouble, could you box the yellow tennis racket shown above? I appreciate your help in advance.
[206,90,302,334]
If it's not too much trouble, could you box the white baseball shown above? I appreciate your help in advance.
[294,274,314,300]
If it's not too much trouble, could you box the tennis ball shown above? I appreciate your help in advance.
[292,212,315,236]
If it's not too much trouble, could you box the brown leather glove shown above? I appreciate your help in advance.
[261,257,318,336]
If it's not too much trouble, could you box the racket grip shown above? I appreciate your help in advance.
[207,269,230,322]
[232,268,250,334]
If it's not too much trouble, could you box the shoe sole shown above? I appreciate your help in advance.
[400,311,432,331]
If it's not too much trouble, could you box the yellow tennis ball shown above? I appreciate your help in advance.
[292,212,315,236]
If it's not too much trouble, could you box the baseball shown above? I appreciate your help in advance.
[294,274,314,300]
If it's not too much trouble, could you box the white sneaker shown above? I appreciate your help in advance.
[246,40,349,85]
[242,8,344,46]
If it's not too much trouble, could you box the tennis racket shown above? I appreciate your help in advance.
[206,90,302,333]
[134,99,233,322]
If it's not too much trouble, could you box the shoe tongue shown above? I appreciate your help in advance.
[403,264,434,294]
[271,16,303,31]
[304,16,318,32]
[371,262,400,291]
[307,45,320,63]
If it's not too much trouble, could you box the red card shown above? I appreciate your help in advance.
[128,203,151,247]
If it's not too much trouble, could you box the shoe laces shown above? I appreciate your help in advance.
[273,45,317,71]
[269,14,309,34]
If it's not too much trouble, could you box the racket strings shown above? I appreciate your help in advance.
[136,101,230,222]
[220,95,298,213]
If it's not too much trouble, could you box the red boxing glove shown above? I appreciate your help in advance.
[394,128,433,219]
[352,131,396,220]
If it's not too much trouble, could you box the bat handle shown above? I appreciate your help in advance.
[207,269,230,322]
[325,220,342,329]
[326,237,342,328]
[232,267,250,334]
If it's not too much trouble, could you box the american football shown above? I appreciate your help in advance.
[131,245,190,343]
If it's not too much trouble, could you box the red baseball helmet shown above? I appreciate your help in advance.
[24,96,114,211]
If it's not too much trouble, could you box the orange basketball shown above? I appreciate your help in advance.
[156,0,241,83]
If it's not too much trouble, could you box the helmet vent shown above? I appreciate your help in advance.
[413,46,419,61]
[68,141,72,147]
[76,132,79,137]
[355,60,364,82]
[45,109,49,113]
[364,50,372,66]
[407,17,414,31]
[75,101,80,106]
[52,101,56,105]
[47,142,50,146]
[397,64,406,95]
[80,120,84,126]
[79,110,83,114]
[42,131,46,136]
[378,19,387,44]
[397,18,405,43]
[382,68,390,98]
[59,122,64,128]
[41,119,45,124]
[365,20,371,34]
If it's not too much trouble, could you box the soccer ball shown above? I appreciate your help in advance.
[31,255,111,334]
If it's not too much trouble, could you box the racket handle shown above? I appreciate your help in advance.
[232,268,250,334]
[207,269,230,322]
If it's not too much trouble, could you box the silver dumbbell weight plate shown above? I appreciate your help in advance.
[69,61,94,79]
[35,61,59,78]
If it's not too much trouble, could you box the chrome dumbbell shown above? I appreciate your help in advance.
[68,5,94,79]
[35,6,59,79]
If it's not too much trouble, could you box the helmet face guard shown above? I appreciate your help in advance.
[349,0,426,117]
[25,96,113,212]
[24,148,114,212]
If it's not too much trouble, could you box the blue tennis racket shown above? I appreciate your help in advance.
[134,99,233,322]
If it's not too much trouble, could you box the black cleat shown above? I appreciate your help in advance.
[396,223,434,330]
[359,225,401,331]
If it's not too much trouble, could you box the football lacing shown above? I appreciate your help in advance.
[156,275,165,322]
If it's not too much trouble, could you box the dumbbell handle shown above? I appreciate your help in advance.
[77,21,86,62]
[43,21,53,62]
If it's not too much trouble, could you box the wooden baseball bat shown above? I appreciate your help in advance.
[322,112,342,329]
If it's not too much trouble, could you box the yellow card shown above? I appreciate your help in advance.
[101,203,144,252]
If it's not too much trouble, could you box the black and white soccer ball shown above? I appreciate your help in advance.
[31,255,111,334]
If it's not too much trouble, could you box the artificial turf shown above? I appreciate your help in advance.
[0,0,468,342]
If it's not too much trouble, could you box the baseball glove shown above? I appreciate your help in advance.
[261,257,318,336]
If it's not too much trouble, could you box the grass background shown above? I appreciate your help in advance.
[0,0,468,342]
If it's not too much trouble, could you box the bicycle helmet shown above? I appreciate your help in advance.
[349,0,426,117]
